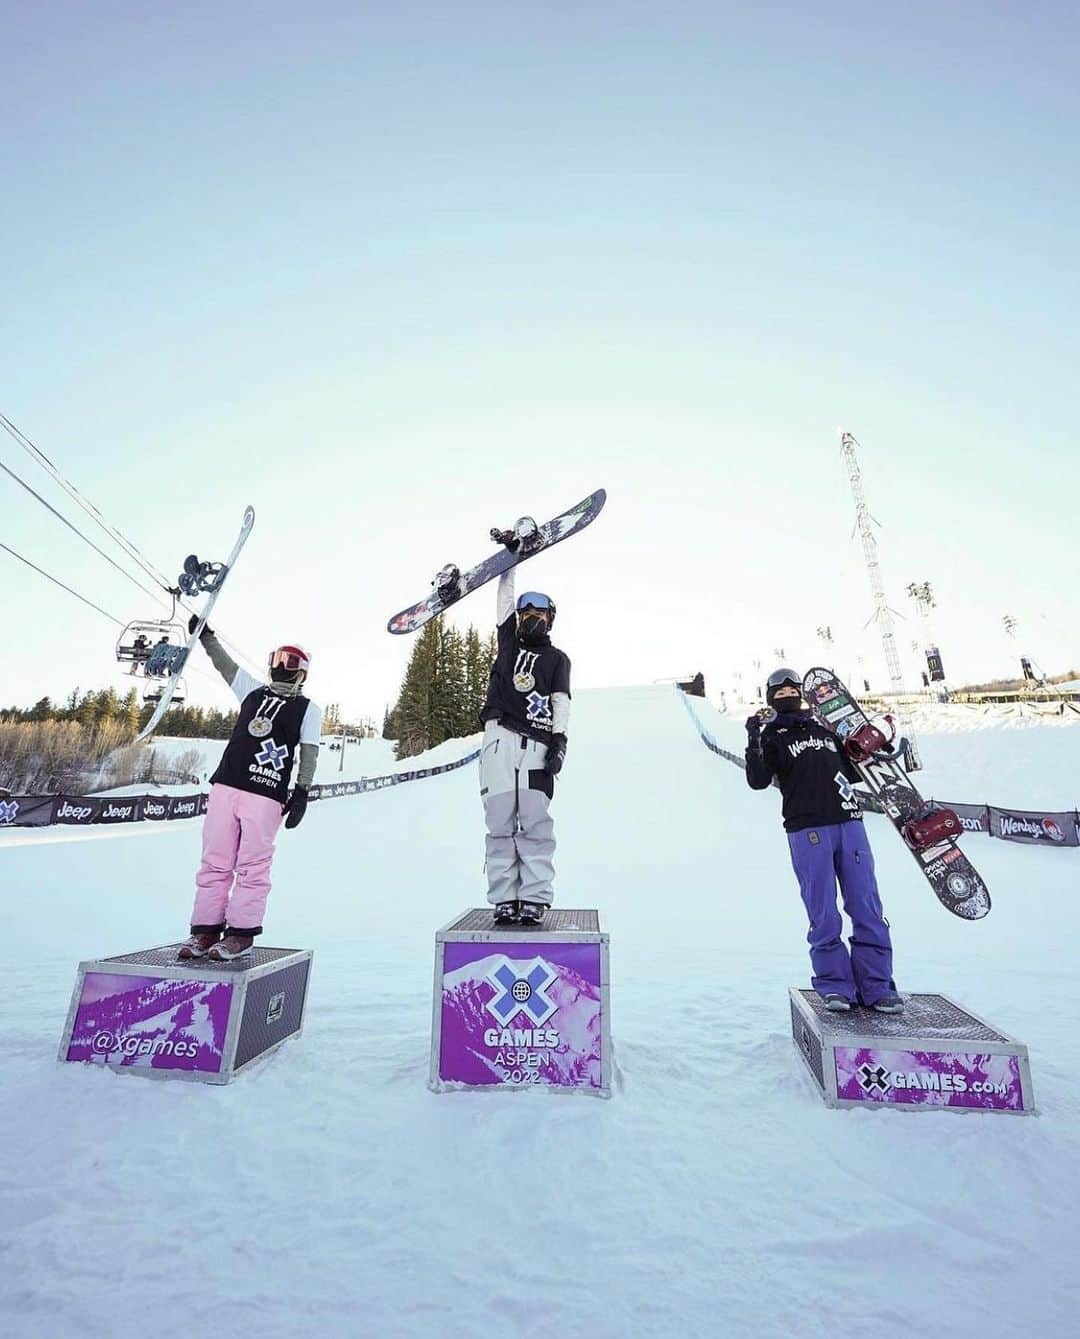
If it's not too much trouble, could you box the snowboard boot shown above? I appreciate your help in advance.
[177,932,221,960]
[518,902,547,926]
[823,994,853,1013]
[207,933,255,961]
[871,994,905,1014]
[493,902,519,924]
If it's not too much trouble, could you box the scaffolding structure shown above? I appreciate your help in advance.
[839,430,921,770]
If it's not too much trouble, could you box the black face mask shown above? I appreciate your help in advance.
[518,613,550,640]
[270,665,300,685]
[771,696,803,715]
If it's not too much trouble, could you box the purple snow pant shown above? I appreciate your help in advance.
[787,820,896,1006]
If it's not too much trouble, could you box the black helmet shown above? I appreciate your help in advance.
[765,666,801,707]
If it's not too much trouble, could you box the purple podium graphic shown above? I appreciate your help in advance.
[66,972,233,1073]
[790,988,1035,1115]
[431,909,611,1097]
[59,944,314,1084]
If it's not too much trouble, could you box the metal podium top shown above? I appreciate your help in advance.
[100,945,303,973]
[796,989,1009,1043]
[438,908,605,942]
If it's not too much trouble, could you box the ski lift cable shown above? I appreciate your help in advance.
[1,413,262,672]
[0,456,168,607]
[0,412,175,592]
[0,538,244,703]
[0,539,125,626]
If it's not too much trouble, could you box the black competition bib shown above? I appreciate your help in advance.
[211,689,309,803]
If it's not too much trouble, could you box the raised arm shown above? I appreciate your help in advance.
[195,622,239,687]
[496,568,516,626]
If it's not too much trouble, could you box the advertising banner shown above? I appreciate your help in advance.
[939,801,990,835]
[166,792,208,821]
[0,794,55,827]
[64,971,234,1074]
[96,796,145,824]
[834,1046,1025,1111]
[439,940,605,1091]
[988,807,1080,847]
[52,797,103,825]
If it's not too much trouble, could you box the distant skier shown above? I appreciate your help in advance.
[476,520,571,925]
[745,667,903,1014]
[177,619,321,961]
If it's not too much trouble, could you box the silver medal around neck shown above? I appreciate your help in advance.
[513,672,535,693]
[248,716,274,739]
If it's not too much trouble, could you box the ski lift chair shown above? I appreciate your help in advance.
[142,677,186,708]
[117,619,184,676]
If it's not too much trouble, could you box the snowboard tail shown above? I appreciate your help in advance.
[802,667,990,920]
[387,488,606,634]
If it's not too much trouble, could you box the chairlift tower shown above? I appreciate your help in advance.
[839,431,921,770]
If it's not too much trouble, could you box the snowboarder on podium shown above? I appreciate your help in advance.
[477,519,571,925]
[177,618,322,961]
[745,667,903,1014]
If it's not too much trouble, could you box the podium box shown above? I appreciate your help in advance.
[58,944,313,1084]
[790,988,1035,1114]
[431,908,611,1098]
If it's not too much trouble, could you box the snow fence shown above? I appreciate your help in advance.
[676,689,1080,850]
[0,748,480,831]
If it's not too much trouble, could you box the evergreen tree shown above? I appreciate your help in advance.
[392,619,439,758]
[120,687,141,736]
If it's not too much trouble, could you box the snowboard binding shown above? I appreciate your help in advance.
[178,554,227,597]
[902,805,961,851]
[432,563,466,606]
[490,516,544,556]
[841,714,897,764]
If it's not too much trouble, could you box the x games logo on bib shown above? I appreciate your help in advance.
[254,740,288,772]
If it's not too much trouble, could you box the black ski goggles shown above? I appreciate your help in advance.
[767,667,801,692]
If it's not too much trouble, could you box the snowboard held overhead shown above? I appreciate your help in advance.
[386,488,606,635]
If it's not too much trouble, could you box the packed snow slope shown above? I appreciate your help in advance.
[1,686,1078,1339]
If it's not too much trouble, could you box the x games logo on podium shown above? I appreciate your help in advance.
[430,908,611,1097]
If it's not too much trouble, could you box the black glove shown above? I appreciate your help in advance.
[745,714,762,739]
[188,614,213,640]
[544,733,567,775]
[283,787,308,830]
[490,527,520,553]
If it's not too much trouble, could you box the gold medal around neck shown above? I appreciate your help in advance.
[248,717,273,738]
[513,672,535,693]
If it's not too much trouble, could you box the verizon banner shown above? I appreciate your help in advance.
[989,807,1080,847]
[938,802,991,835]
[0,794,55,828]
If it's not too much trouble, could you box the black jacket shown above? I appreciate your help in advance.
[745,710,863,832]
[479,616,571,744]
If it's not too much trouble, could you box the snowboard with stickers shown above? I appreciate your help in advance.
[387,488,606,635]
[802,666,991,921]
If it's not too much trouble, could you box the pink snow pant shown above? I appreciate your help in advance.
[191,784,284,934]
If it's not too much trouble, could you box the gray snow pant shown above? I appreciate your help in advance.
[480,720,556,906]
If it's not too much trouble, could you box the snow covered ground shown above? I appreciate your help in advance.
[1,686,1078,1337]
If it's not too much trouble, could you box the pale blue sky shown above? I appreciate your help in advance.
[3,1,1078,718]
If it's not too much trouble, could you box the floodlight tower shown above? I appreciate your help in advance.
[907,580,946,691]
[839,430,921,769]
